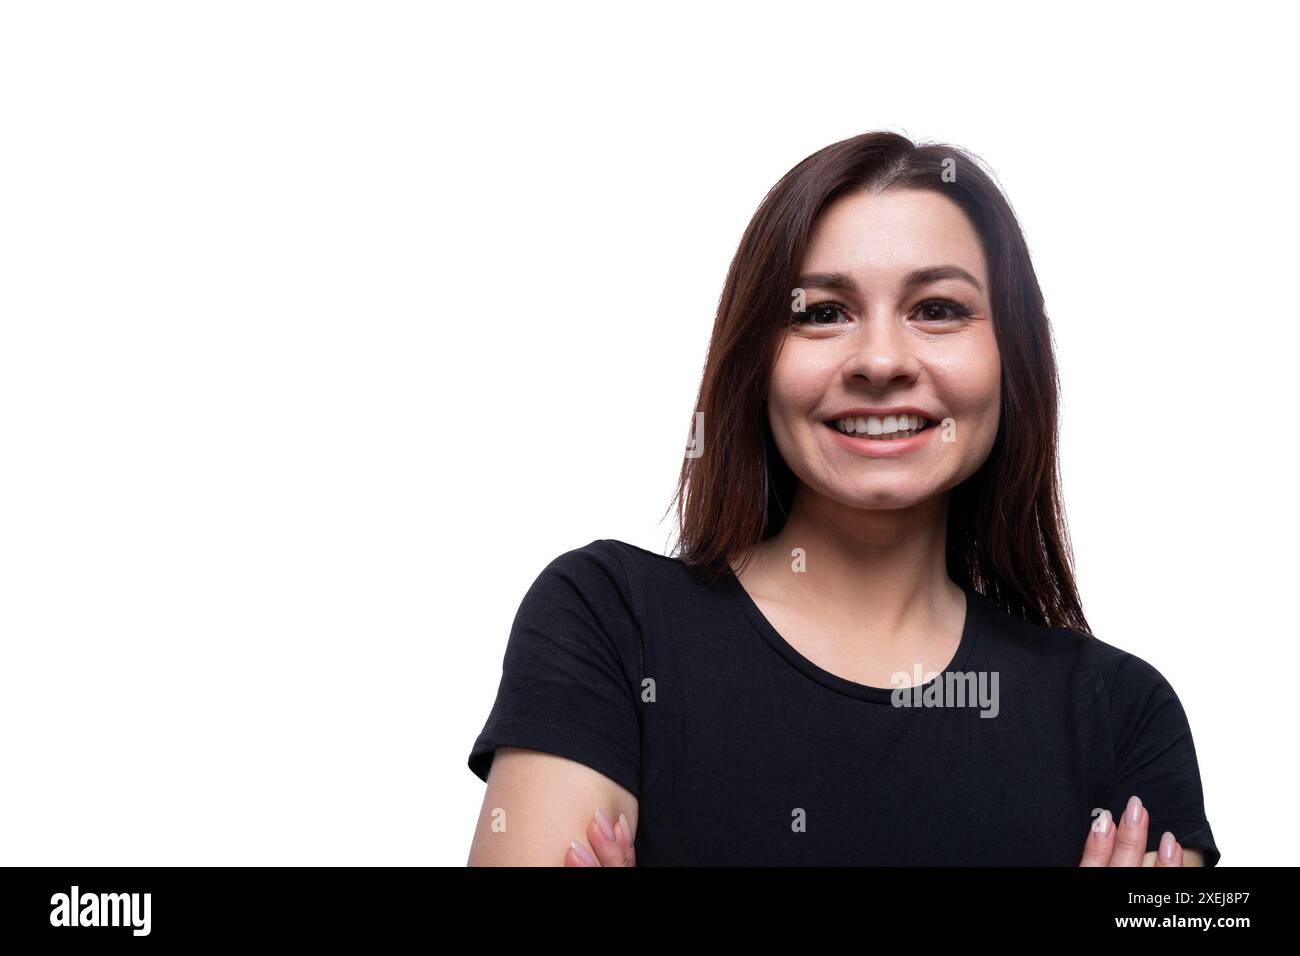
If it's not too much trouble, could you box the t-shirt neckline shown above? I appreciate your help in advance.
[721,565,987,704]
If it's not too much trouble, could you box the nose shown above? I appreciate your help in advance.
[841,310,920,389]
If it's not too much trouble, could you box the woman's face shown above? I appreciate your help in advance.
[767,187,1001,511]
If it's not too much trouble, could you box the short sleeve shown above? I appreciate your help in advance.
[466,540,643,797]
[1103,652,1220,866]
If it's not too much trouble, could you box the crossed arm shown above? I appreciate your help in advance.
[467,747,1204,867]
[466,747,638,867]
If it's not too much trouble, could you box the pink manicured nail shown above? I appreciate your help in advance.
[1126,794,1143,826]
[569,840,597,865]
[1094,809,1112,835]
[1159,831,1176,861]
[618,813,634,845]
[594,808,616,841]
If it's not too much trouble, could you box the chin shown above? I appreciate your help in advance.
[835,487,935,511]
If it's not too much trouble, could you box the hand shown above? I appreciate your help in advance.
[564,809,636,866]
[1079,794,1185,866]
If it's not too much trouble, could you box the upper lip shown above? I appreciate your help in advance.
[823,406,940,422]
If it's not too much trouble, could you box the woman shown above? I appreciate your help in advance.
[465,132,1220,867]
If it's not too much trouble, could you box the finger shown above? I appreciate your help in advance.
[1108,795,1148,867]
[565,839,600,866]
[587,810,632,866]
[1079,809,1116,866]
[616,813,637,867]
[1153,831,1183,867]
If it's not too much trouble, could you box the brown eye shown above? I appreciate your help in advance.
[915,299,971,322]
[794,303,849,326]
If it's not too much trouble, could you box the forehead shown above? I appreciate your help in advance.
[802,188,988,286]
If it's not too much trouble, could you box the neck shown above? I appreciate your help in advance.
[736,484,962,646]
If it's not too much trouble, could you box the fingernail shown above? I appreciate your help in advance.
[570,839,597,865]
[1126,794,1143,826]
[1094,809,1112,835]
[1159,831,1176,861]
[594,808,616,841]
[618,812,634,845]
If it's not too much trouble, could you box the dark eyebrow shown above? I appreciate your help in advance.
[796,265,984,295]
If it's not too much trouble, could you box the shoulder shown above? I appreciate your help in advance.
[540,537,701,597]
[1064,626,1184,713]
[1081,633,1191,740]
[538,538,633,581]
[1009,608,1192,742]
[540,537,664,572]
[972,593,1182,704]
[531,538,642,598]
[517,538,694,640]
[970,592,1101,680]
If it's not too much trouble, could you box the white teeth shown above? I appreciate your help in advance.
[832,414,930,439]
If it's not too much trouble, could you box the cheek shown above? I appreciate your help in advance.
[934,338,1001,422]
[927,343,1001,468]
[765,347,839,461]
[768,343,837,414]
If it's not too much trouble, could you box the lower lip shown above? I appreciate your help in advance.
[823,421,937,457]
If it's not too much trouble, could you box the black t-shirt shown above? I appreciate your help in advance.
[467,538,1221,866]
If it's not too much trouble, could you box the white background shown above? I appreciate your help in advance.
[1,1,1291,865]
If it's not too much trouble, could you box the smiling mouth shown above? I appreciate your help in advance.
[825,414,935,441]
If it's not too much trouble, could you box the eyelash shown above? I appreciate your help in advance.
[793,298,972,326]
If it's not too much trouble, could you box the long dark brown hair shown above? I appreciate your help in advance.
[666,131,1090,634]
